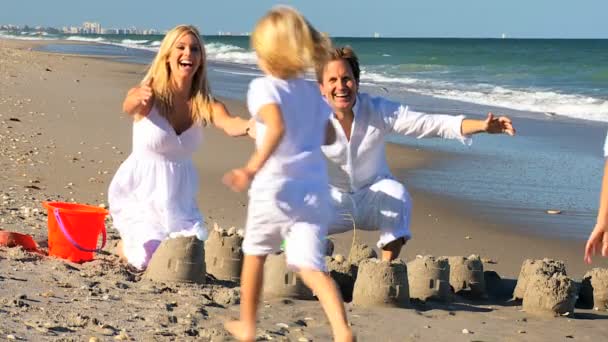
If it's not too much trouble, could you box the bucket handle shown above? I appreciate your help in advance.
[53,208,107,253]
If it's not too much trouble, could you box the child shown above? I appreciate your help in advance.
[584,131,608,264]
[109,25,250,270]
[222,6,354,342]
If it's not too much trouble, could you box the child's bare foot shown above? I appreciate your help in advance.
[224,320,255,342]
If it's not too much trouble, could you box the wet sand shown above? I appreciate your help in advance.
[1,38,608,341]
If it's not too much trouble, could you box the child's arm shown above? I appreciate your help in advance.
[223,103,284,192]
[210,100,253,137]
[461,112,515,136]
[122,78,154,118]
[585,159,608,264]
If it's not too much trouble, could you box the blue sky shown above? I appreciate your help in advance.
[1,0,607,38]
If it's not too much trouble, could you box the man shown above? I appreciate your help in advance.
[316,46,515,261]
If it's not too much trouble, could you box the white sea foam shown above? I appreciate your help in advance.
[121,39,149,45]
[65,36,106,43]
[205,43,257,65]
[0,32,58,41]
[361,71,608,123]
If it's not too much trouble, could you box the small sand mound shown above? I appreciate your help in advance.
[262,252,313,300]
[352,258,409,308]
[407,255,451,302]
[144,236,206,284]
[348,243,377,266]
[326,254,357,302]
[447,255,486,298]
[204,223,243,282]
[522,272,577,317]
[513,258,566,300]
[579,268,608,310]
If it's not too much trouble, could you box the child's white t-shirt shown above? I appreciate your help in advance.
[247,76,331,192]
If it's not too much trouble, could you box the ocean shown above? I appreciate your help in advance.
[2,31,607,239]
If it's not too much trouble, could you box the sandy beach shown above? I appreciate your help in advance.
[1,38,608,341]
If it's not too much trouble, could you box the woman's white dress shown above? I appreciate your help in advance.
[108,107,207,269]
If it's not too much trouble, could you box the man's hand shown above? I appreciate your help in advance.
[484,112,515,136]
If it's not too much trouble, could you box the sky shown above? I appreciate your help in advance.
[1,0,607,39]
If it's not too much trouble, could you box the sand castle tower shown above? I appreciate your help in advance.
[348,243,377,266]
[263,252,314,300]
[326,254,357,302]
[145,236,206,284]
[447,255,486,298]
[204,224,244,282]
[352,258,409,308]
[513,258,567,300]
[522,272,577,316]
[579,268,608,310]
[407,255,451,302]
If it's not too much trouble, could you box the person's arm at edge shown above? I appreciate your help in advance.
[210,100,252,137]
[585,160,608,263]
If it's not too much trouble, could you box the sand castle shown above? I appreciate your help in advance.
[512,258,577,316]
[447,255,486,298]
[144,236,206,284]
[513,258,567,300]
[262,252,314,300]
[352,258,410,308]
[522,272,577,316]
[579,268,608,310]
[326,254,357,302]
[407,255,451,302]
[348,242,377,266]
[204,223,244,282]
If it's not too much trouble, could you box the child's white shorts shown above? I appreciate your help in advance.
[243,182,331,272]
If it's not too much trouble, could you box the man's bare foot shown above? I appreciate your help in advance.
[224,320,255,342]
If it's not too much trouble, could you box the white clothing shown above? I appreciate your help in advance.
[322,93,470,246]
[243,182,330,271]
[244,76,331,271]
[604,130,608,157]
[247,76,330,192]
[329,178,412,248]
[108,107,207,270]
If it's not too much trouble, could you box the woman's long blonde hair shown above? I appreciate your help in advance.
[142,25,213,124]
[251,6,331,80]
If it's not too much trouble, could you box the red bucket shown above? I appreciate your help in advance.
[42,201,108,263]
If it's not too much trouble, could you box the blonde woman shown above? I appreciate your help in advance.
[222,7,353,342]
[109,25,250,270]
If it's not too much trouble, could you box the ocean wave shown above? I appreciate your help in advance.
[66,36,106,43]
[362,71,608,122]
[205,42,257,65]
[121,39,149,45]
[0,32,58,41]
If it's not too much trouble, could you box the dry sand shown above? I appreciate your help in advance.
[1,38,608,341]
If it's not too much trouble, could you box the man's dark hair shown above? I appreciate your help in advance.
[316,46,360,85]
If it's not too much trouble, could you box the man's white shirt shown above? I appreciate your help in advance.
[321,93,471,193]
